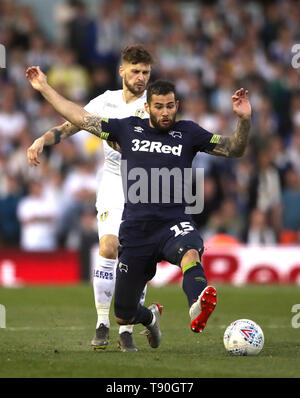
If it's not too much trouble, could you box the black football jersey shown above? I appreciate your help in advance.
[101,117,217,221]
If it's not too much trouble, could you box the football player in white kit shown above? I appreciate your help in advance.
[27,45,154,352]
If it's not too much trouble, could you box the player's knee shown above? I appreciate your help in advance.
[115,316,134,325]
[115,301,136,324]
[99,234,119,259]
[181,249,200,268]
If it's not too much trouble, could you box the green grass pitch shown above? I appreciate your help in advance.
[0,283,299,378]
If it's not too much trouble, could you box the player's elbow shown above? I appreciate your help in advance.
[229,147,246,158]
[69,116,85,131]
[64,106,90,131]
[232,151,244,158]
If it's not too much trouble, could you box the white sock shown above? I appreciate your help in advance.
[119,324,134,334]
[189,295,201,321]
[93,255,116,329]
[118,284,148,335]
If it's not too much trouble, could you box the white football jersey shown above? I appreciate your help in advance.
[83,89,148,175]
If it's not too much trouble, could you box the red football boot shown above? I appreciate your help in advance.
[190,286,217,333]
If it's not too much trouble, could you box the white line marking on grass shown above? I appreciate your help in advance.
[5,326,86,331]
[3,326,121,331]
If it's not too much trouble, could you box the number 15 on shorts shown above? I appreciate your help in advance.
[170,222,194,237]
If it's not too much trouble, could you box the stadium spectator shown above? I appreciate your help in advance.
[0,90,27,156]
[286,126,300,175]
[56,159,97,246]
[26,35,54,72]
[0,174,22,246]
[192,174,222,235]
[47,47,90,101]
[87,66,115,101]
[64,1,96,67]
[17,179,59,251]
[248,147,282,237]
[6,129,34,183]
[281,166,300,232]
[243,208,277,245]
[90,1,125,66]
[30,102,60,139]
[53,0,77,46]
[205,197,244,240]
[267,135,291,178]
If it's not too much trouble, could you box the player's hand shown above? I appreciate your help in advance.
[27,137,44,166]
[25,66,47,91]
[232,88,251,120]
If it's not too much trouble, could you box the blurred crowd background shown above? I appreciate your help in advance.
[0,0,300,252]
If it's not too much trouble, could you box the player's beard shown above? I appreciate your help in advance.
[150,113,176,132]
[124,76,145,96]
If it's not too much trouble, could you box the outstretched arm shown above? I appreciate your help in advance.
[205,88,251,158]
[26,66,105,137]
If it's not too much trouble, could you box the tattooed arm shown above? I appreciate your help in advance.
[26,66,105,137]
[205,88,251,158]
[205,118,251,158]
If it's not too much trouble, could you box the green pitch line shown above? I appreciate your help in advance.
[0,284,299,378]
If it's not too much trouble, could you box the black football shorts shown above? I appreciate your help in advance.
[114,218,204,319]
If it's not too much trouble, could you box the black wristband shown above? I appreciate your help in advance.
[53,129,61,145]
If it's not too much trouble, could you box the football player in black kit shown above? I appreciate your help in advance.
[26,66,251,350]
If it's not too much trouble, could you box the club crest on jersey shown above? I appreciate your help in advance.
[169,130,182,139]
[99,211,109,221]
[135,108,146,118]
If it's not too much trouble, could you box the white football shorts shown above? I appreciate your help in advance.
[96,170,124,240]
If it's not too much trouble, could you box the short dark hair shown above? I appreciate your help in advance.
[146,80,177,103]
[121,44,154,65]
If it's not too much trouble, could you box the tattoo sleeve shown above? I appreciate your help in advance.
[44,116,114,146]
[81,115,104,138]
[205,118,251,158]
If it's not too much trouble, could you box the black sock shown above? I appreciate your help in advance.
[131,304,153,326]
[182,261,207,307]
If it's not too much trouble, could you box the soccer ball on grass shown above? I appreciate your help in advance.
[223,319,264,356]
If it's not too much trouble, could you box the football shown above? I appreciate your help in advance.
[223,319,264,356]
